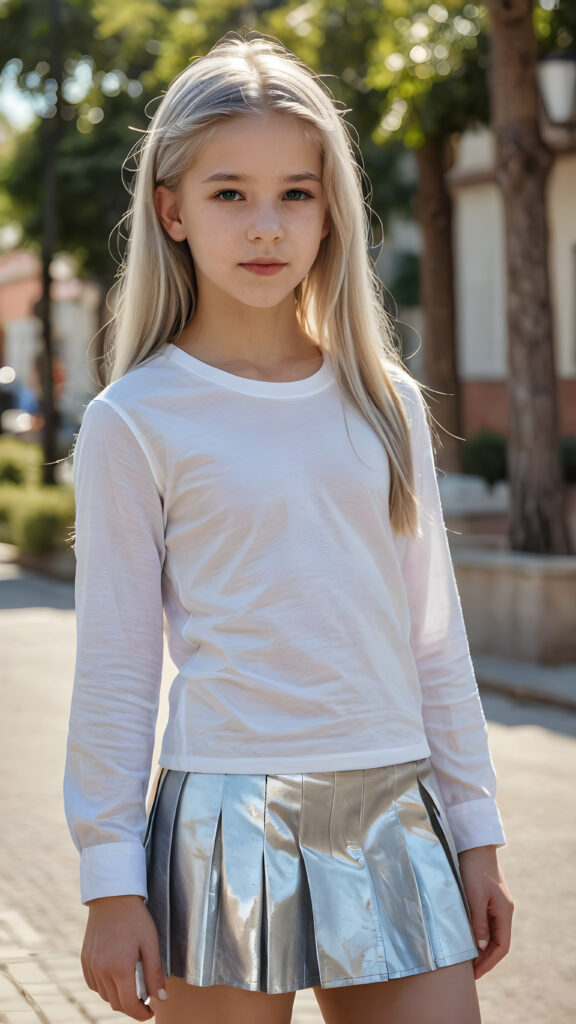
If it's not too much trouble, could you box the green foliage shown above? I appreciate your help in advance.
[2,0,574,281]
[1,91,151,278]
[535,0,576,52]
[462,429,576,486]
[365,2,491,149]
[363,0,575,151]
[0,439,72,551]
[0,483,22,542]
[6,484,75,554]
[0,0,161,281]
[462,428,507,487]
[0,458,23,485]
[0,436,43,486]
[138,0,256,87]
[387,251,420,307]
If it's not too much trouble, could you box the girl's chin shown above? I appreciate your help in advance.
[195,276,304,311]
[224,291,298,311]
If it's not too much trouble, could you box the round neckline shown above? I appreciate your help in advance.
[164,342,335,398]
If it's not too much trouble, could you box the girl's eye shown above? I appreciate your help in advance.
[215,190,243,201]
[284,189,313,201]
[213,189,314,202]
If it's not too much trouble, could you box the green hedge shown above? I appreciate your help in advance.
[0,436,77,554]
[462,429,507,487]
[0,436,43,487]
[0,484,75,555]
[462,430,576,486]
[0,484,23,544]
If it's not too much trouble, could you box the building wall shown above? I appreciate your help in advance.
[0,251,100,426]
[461,378,576,438]
[449,128,576,438]
[0,251,41,321]
[53,286,103,421]
[453,180,507,379]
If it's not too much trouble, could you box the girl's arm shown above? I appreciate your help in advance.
[399,380,506,855]
[63,397,166,906]
[399,383,513,972]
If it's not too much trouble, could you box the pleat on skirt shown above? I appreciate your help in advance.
[143,757,479,993]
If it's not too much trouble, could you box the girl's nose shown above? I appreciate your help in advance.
[246,205,284,243]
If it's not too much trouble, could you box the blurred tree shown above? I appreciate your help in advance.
[364,1,493,471]
[485,0,572,554]
[0,0,159,461]
[38,0,62,485]
[0,0,73,480]
[0,0,166,280]
[2,1,573,542]
[363,0,573,527]
[0,0,178,415]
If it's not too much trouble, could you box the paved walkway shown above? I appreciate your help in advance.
[1,554,575,1022]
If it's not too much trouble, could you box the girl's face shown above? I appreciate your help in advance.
[154,111,330,312]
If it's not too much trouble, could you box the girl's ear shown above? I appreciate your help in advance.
[321,213,331,241]
[154,185,187,242]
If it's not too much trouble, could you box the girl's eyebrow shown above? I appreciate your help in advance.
[201,172,322,184]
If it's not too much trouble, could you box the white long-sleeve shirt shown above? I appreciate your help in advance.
[63,341,506,904]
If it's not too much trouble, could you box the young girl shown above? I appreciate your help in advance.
[64,30,513,1024]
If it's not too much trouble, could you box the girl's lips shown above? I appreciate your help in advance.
[240,263,287,276]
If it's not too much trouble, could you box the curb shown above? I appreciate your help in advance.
[477,676,576,711]
[473,654,576,711]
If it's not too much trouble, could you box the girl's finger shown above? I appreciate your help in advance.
[486,900,513,962]
[98,977,121,1012]
[80,943,97,993]
[81,960,96,993]
[109,972,154,1022]
[140,945,168,1003]
[473,896,513,979]
[474,939,505,980]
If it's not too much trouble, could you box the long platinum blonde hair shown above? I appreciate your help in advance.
[104,30,434,538]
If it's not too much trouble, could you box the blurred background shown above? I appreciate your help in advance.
[1,0,575,564]
[0,5,575,1024]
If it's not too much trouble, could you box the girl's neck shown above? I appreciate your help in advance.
[172,299,321,376]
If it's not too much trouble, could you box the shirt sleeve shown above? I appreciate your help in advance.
[399,380,506,854]
[63,397,166,904]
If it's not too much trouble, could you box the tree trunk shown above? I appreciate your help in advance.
[39,0,63,486]
[413,137,462,472]
[486,0,572,553]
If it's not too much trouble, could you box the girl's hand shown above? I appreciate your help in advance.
[81,894,168,1021]
[458,844,514,981]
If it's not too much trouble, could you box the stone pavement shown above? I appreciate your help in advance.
[1,550,575,1022]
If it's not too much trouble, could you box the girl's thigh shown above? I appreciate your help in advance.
[149,975,296,1024]
[313,961,481,1024]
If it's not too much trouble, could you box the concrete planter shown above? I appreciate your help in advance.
[452,547,576,664]
[441,478,576,552]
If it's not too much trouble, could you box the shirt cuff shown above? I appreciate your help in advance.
[80,842,148,905]
[445,798,507,854]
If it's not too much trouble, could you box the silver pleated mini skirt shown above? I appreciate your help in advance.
[144,757,479,993]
